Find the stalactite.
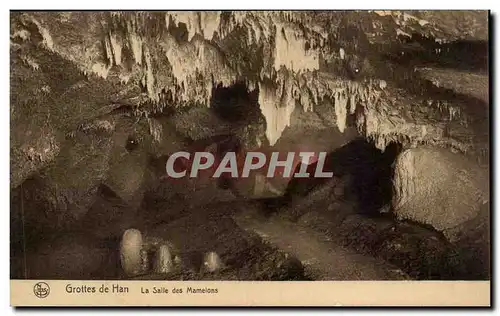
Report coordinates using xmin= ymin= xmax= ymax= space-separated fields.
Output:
xmin=273 ymin=22 xmax=319 ymax=72
xmin=109 ymin=32 xmax=123 ymax=66
xmin=334 ymin=91 xmax=348 ymax=133
xmin=258 ymin=71 xmax=296 ymax=145
xmin=13 ymin=11 xmax=478 ymax=155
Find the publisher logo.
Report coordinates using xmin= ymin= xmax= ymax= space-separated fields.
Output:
xmin=33 ymin=282 xmax=50 ymax=299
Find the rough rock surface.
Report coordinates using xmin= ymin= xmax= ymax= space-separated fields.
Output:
xmin=392 ymin=147 xmax=489 ymax=238
xmin=11 ymin=11 xmax=488 ymax=170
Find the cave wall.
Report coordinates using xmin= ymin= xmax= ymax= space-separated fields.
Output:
xmin=392 ymin=147 xmax=489 ymax=239
xmin=10 ymin=11 xmax=489 ymax=245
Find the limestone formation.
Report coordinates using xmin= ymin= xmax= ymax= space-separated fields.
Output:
xmin=120 ymin=228 xmax=144 ymax=277
xmin=10 ymin=11 xmax=490 ymax=281
xmin=392 ymin=147 xmax=489 ymax=238
xmin=154 ymin=244 xmax=175 ymax=274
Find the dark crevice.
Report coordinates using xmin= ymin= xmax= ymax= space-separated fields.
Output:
xmin=167 ymin=18 xmax=189 ymax=43
xmin=284 ymin=138 xmax=401 ymax=215
xmin=210 ymin=81 xmax=260 ymax=123
xmin=387 ymin=34 xmax=488 ymax=73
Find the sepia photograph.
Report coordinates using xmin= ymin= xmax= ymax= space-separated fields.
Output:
xmin=9 ymin=9 xmax=491 ymax=306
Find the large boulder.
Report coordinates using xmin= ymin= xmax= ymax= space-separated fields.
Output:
xmin=392 ymin=147 xmax=489 ymax=240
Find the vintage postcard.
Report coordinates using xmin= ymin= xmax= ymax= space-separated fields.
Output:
xmin=10 ymin=10 xmax=490 ymax=307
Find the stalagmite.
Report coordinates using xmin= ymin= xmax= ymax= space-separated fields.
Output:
xmin=120 ymin=229 xmax=144 ymax=277
xmin=154 ymin=244 xmax=175 ymax=274
xmin=203 ymin=251 xmax=222 ymax=273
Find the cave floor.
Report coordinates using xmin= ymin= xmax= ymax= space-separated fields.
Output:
xmin=117 ymin=196 xmax=406 ymax=281
xmin=12 ymin=178 xmax=485 ymax=281
xmin=10 ymin=137 xmax=488 ymax=281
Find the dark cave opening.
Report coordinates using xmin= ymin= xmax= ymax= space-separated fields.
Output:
xmin=167 ymin=18 xmax=190 ymax=43
xmin=209 ymin=81 xmax=260 ymax=122
xmin=284 ymin=138 xmax=402 ymax=215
